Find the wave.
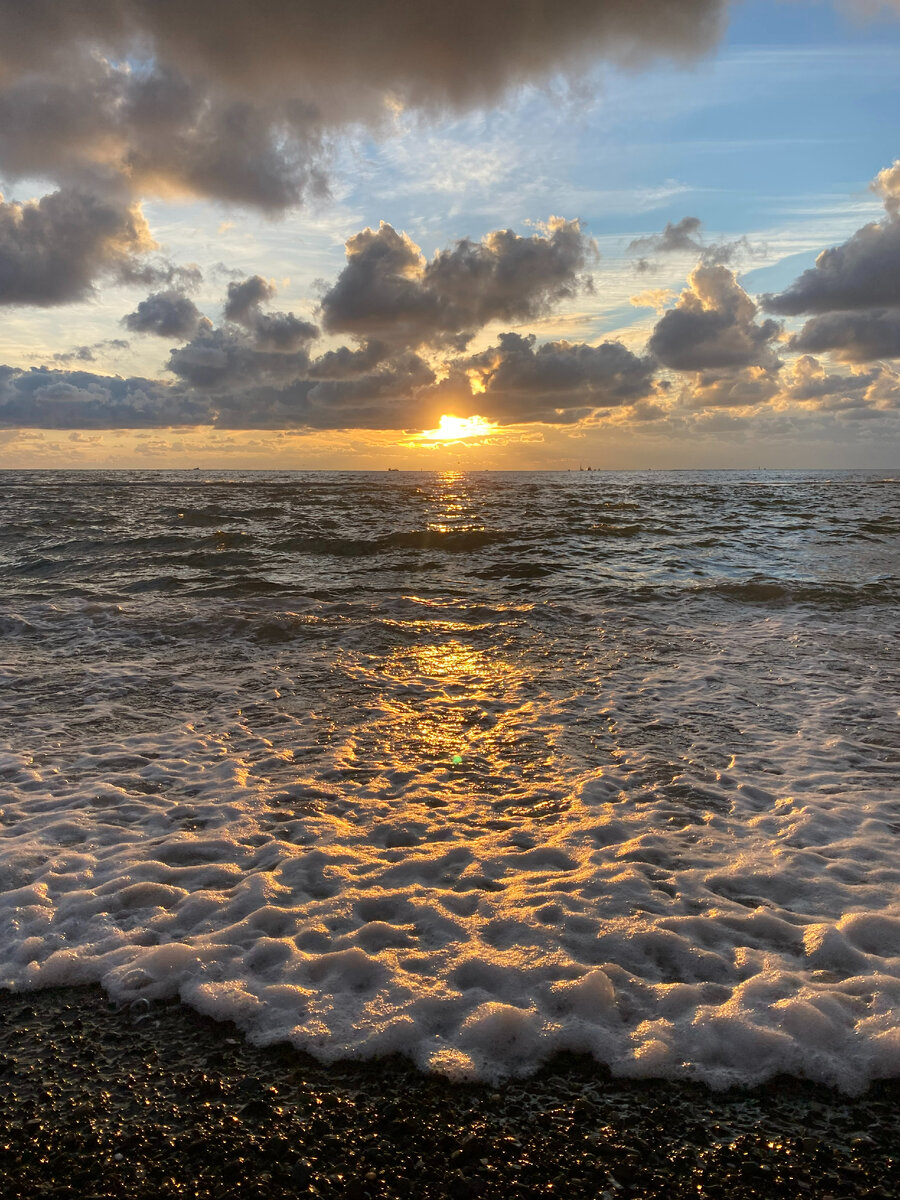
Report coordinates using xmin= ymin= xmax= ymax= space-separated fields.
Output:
xmin=282 ymin=529 xmax=515 ymax=556
xmin=694 ymin=578 xmax=899 ymax=607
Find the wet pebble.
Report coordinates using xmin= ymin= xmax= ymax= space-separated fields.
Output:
xmin=1 ymin=988 xmax=899 ymax=1199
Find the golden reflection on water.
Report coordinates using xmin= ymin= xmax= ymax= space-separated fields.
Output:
xmin=373 ymin=636 xmax=519 ymax=769
xmin=383 ymin=475 xmax=498 ymax=767
xmin=336 ymin=471 xmax=569 ymax=805
xmin=425 ymin=471 xmax=481 ymax=533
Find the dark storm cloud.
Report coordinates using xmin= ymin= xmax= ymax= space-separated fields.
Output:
xmin=320 ymin=219 xmax=594 ymax=350
xmin=648 ymin=265 xmax=781 ymax=371
xmin=122 ymin=290 xmax=210 ymax=340
xmin=0 ymin=187 xmax=155 ymax=306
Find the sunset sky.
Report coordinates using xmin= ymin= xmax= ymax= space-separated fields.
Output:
xmin=1 ymin=0 xmax=899 ymax=470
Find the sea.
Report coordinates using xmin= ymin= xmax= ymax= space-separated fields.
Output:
xmin=1 ymin=468 xmax=898 ymax=1091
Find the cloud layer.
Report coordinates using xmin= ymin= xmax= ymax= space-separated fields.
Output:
xmin=320 ymin=219 xmax=594 ymax=350
xmin=4 ymin=183 xmax=899 ymax=438
xmin=0 ymin=3 xmax=729 ymax=211
xmin=0 ymin=218 xmax=651 ymax=431
xmin=763 ymin=159 xmax=900 ymax=363
xmin=0 ymin=1 xmax=736 ymax=312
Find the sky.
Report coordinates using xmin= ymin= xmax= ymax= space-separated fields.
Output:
xmin=1 ymin=0 xmax=900 ymax=470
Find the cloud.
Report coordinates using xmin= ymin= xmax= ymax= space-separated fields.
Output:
xmin=120 ymin=259 xmax=203 ymax=291
xmin=788 ymin=308 xmax=900 ymax=362
xmin=762 ymin=214 xmax=900 ymax=316
xmin=1 ymin=231 xmax=650 ymax=431
xmin=0 ymin=3 xmax=729 ymax=127
xmin=0 ymin=56 xmax=328 ymax=213
xmin=0 ymin=186 xmax=155 ymax=307
xmin=224 ymin=276 xmax=319 ymax=350
xmin=122 ymin=289 xmax=210 ymax=340
xmin=776 ymin=354 xmax=900 ymax=415
xmin=0 ymin=325 xmax=657 ymax=432
xmin=446 ymin=331 xmax=656 ymax=423
xmin=648 ymin=265 xmax=781 ymax=371
xmin=629 ymin=216 xmax=703 ymax=257
xmin=308 ymin=341 xmax=391 ymax=379
xmin=0 ymin=365 xmax=205 ymax=429
xmin=628 ymin=216 xmax=759 ymax=274
xmin=780 ymin=355 xmax=879 ymax=401
xmin=165 ymin=326 xmax=313 ymax=390
xmin=53 ymin=339 xmax=130 ymax=365
xmin=5 ymin=199 xmax=894 ymax=436
xmin=760 ymin=161 xmax=900 ymax=364
xmin=762 ymin=160 xmax=900 ymax=317
xmin=872 ymin=159 xmax=900 ymax=218
xmin=630 ymin=287 xmax=676 ymax=314
xmin=224 ymin=276 xmax=277 ymax=322
xmin=210 ymin=352 xmax=436 ymax=431
xmin=320 ymin=218 xmax=594 ymax=350
xmin=152 ymin=220 xmax=602 ymax=423
xmin=0 ymin=2 xmax=733 ymax=232
xmin=0 ymin=5 xmax=885 ymax=315
xmin=679 ymin=366 xmax=781 ymax=409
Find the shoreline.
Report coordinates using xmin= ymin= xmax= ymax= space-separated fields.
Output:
xmin=0 ymin=987 xmax=896 ymax=1198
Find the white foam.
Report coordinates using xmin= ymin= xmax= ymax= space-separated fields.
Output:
xmin=1 ymin=599 xmax=898 ymax=1092
xmin=1 ymin=470 xmax=898 ymax=1089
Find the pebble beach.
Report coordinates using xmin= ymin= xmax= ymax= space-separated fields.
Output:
xmin=1 ymin=986 xmax=897 ymax=1198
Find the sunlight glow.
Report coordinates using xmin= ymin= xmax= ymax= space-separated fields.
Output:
xmin=419 ymin=414 xmax=498 ymax=442
xmin=466 ymin=369 xmax=487 ymax=395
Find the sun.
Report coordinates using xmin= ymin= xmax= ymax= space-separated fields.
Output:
xmin=419 ymin=414 xmax=498 ymax=442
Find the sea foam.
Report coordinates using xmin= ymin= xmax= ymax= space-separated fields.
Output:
xmin=0 ymin=470 xmax=897 ymax=1089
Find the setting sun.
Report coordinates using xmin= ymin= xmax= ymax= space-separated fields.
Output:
xmin=419 ymin=414 xmax=498 ymax=442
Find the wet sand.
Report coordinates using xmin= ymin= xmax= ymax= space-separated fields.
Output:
xmin=0 ymin=987 xmax=897 ymax=1198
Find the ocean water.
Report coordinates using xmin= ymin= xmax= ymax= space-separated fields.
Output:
xmin=1 ymin=468 xmax=898 ymax=1090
